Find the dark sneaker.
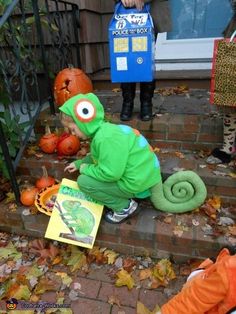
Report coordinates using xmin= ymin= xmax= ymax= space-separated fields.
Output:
xmin=207 ymin=148 xmax=232 ymax=164
xmin=104 ymin=199 xmax=139 ymax=224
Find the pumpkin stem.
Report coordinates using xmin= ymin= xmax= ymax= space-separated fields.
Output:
xmin=42 ymin=166 xmax=48 ymax=179
xmin=68 ymin=64 xmax=74 ymax=69
xmin=45 ymin=124 xmax=51 ymax=135
xmin=55 ymin=127 xmax=60 ymax=136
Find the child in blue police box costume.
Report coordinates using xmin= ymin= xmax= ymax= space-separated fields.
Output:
xmin=114 ymin=0 xmax=172 ymax=121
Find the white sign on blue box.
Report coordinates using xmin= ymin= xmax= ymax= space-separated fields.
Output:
xmin=109 ymin=3 xmax=155 ymax=83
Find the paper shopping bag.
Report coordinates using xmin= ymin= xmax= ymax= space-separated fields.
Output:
xmin=210 ymin=35 xmax=236 ymax=107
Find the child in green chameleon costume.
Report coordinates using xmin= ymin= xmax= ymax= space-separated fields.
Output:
xmin=60 ymin=93 xmax=207 ymax=224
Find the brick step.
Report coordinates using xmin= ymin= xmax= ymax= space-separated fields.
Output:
xmin=35 ymin=89 xmax=223 ymax=152
xmin=1 ymin=198 xmax=235 ymax=261
xmin=16 ymin=149 xmax=236 ymax=204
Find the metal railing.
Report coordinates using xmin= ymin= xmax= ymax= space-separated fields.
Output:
xmin=0 ymin=0 xmax=81 ymax=201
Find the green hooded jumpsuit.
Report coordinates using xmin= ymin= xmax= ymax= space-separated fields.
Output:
xmin=59 ymin=93 xmax=162 ymax=212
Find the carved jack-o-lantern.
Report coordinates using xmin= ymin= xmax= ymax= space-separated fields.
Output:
xmin=57 ymin=132 xmax=80 ymax=156
xmin=54 ymin=67 xmax=93 ymax=107
xmin=39 ymin=126 xmax=59 ymax=154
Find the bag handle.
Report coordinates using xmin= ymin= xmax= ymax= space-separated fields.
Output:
xmin=230 ymin=29 xmax=236 ymax=42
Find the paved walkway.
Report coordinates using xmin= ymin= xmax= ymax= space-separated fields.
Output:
xmin=0 ymin=244 xmax=188 ymax=314
xmin=40 ymin=263 xmax=186 ymax=314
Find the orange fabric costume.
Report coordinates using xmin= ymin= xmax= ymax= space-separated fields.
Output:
xmin=161 ymin=248 xmax=236 ymax=314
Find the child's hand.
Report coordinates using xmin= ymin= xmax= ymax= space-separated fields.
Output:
xmin=133 ymin=0 xmax=144 ymax=10
xmin=64 ymin=162 xmax=77 ymax=173
xmin=121 ymin=0 xmax=135 ymax=8
xmin=121 ymin=0 xmax=144 ymax=10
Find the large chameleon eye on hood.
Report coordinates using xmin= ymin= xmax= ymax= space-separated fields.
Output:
xmin=59 ymin=93 xmax=105 ymax=137
xmin=74 ymin=99 xmax=96 ymax=122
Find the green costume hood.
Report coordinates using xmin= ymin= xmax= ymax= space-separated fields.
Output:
xmin=59 ymin=93 xmax=105 ymax=137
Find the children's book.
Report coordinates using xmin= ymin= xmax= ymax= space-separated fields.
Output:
xmin=45 ymin=178 xmax=104 ymax=249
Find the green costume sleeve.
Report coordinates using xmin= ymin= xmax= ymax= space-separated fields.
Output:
xmin=80 ymin=136 xmax=129 ymax=182
xmin=74 ymin=153 xmax=93 ymax=170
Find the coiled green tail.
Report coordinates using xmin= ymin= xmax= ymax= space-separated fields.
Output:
xmin=150 ymin=171 xmax=207 ymax=213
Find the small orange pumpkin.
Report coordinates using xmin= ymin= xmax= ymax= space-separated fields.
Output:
xmin=57 ymin=132 xmax=80 ymax=156
xmin=20 ymin=187 xmax=39 ymax=206
xmin=54 ymin=67 xmax=93 ymax=107
xmin=35 ymin=166 xmax=56 ymax=190
xmin=39 ymin=125 xmax=59 ymax=154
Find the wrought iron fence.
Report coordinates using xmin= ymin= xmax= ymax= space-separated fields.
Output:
xmin=0 ymin=0 xmax=81 ymax=201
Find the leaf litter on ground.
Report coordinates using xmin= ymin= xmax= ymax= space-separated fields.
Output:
xmin=0 ymin=232 xmax=180 ymax=311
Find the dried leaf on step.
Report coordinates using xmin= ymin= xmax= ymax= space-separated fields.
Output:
xmin=173 ymin=225 xmax=188 ymax=237
xmin=137 ymin=301 xmax=161 ymax=314
xmin=153 ymin=147 xmax=160 ymax=153
xmin=108 ymin=295 xmax=121 ymax=307
xmin=8 ymin=202 xmax=17 ymax=211
xmin=207 ymin=196 xmax=221 ymax=210
xmin=87 ymin=246 xmax=107 ymax=265
xmin=34 ymin=274 xmax=61 ymax=294
xmin=179 ymin=265 xmax=192 ymax=276
xmin=137 ymin=301 xmax=152 ymax=314
xmin=66 ymin=249 xmax=87 ymax=272
xmin=200 ymin=196 xmax=221 ymax=219
xmin=6 ymin=283 xmax=31 ymax=300
xmin=123 ymin=258 xmax=137 ymax=273
xmin=56 ymin=272 xmax=72 ymax=287
xmin=30 ymin=294 xmax=40 ymax=302
xmin=29 ymin=239 xmax=59 ymax=261
xmin=163 ymin=216 xmax=172 ymax=224
xmin=103 ymin=249 xmax=119 ymax=264
xmin=174 ymin=85 xmax=189 ymax=94
xmin=228 ymin=225 xmax=236 ymax=236
xmin=139 ymin=268 xmax=152 ymax=281
xmin=34 ymin=153 xmax=43 ymax=159
xmin=0 ymin=242 xmax=22 ymax=261
xmin=173 ymin=228 xmax=183 ymax=237
xmin=26 ymin=145 xmax=39 ymax=156
xmin=174 ymin=151 xmax=185 ymax=159
xmin=52 ymin=255 xmax=63 ymax=265
xmin=115 ymin=269 xmax=135 ymax=290
xmin=228 ymin=172 xmax=236 ymax=178
xmin=4 ymin=192 xmax=15 ymax=204
xmin=201 ymin=204 xmax=217 ymax=219
xmin=197 ymin=150 xmax=209 ymax=158
xmin=152 ymin=259 xmax=176 ymax=286
xmin=112 ymin=88 xmax=121 ymax=93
